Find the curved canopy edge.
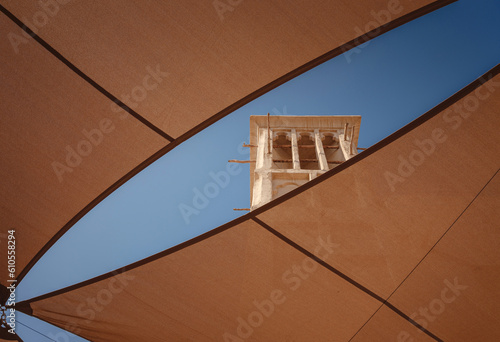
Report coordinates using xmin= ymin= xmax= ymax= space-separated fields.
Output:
xmin=12 ymin=0 xmax=457 ymax=288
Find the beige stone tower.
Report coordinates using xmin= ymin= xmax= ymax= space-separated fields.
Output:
xmin=249 ymin=115 xmax=361 ymax=210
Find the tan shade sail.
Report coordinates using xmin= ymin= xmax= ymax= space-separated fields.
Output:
xmin=1 ymin=0 xmax=440 ymax=138
xmin=255 ymin=70 xmax=500 ymax=339
xmin=257 ymin=72 xmax=500 ymax=299
xmin=0 ymin=0 xmax=449 ymax=290
xmin=21 ymin=67 xmax=500 ymax=341
xmin=388 ymin=172 xmax=500 ymax=341
xmin=29 ymin=220 xmax=406 ymax=342
xmin=0 ymin=17 xmax=167 ymax=287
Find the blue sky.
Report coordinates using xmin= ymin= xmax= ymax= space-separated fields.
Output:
xmin=14 ymin=0 xmax=500 ymax=340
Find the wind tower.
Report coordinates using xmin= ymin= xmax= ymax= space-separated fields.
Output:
xmin=249 ymin=115 xmax=361 ymax=210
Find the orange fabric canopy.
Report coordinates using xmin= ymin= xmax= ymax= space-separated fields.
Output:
xmin=6 ymin=1 xmax=497 ymax=341
xmin=21 ymin=67 xmax=500 ymax=341
xmin=0 ymin=0 xmax=444 ymax=288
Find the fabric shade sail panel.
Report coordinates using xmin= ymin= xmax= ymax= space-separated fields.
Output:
xmin=255 ymin=70 xmax=500 ymax=340
xmin=20 ymin=66 xmax=500 ymax=341
xmin=1 ymin=0 xmax=443 ymax=138
xmin=257 ymin=72 xmax=500 ymax=299
xmin=0 ymin=0 xmax=452 ymax=291
xmin=27 ymin=220 xmax=425 ymax=342
xmin=0 ymin=17 xmax=167 ymax=288
xmin=388 ymin=173 xmax=500 ymax=341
